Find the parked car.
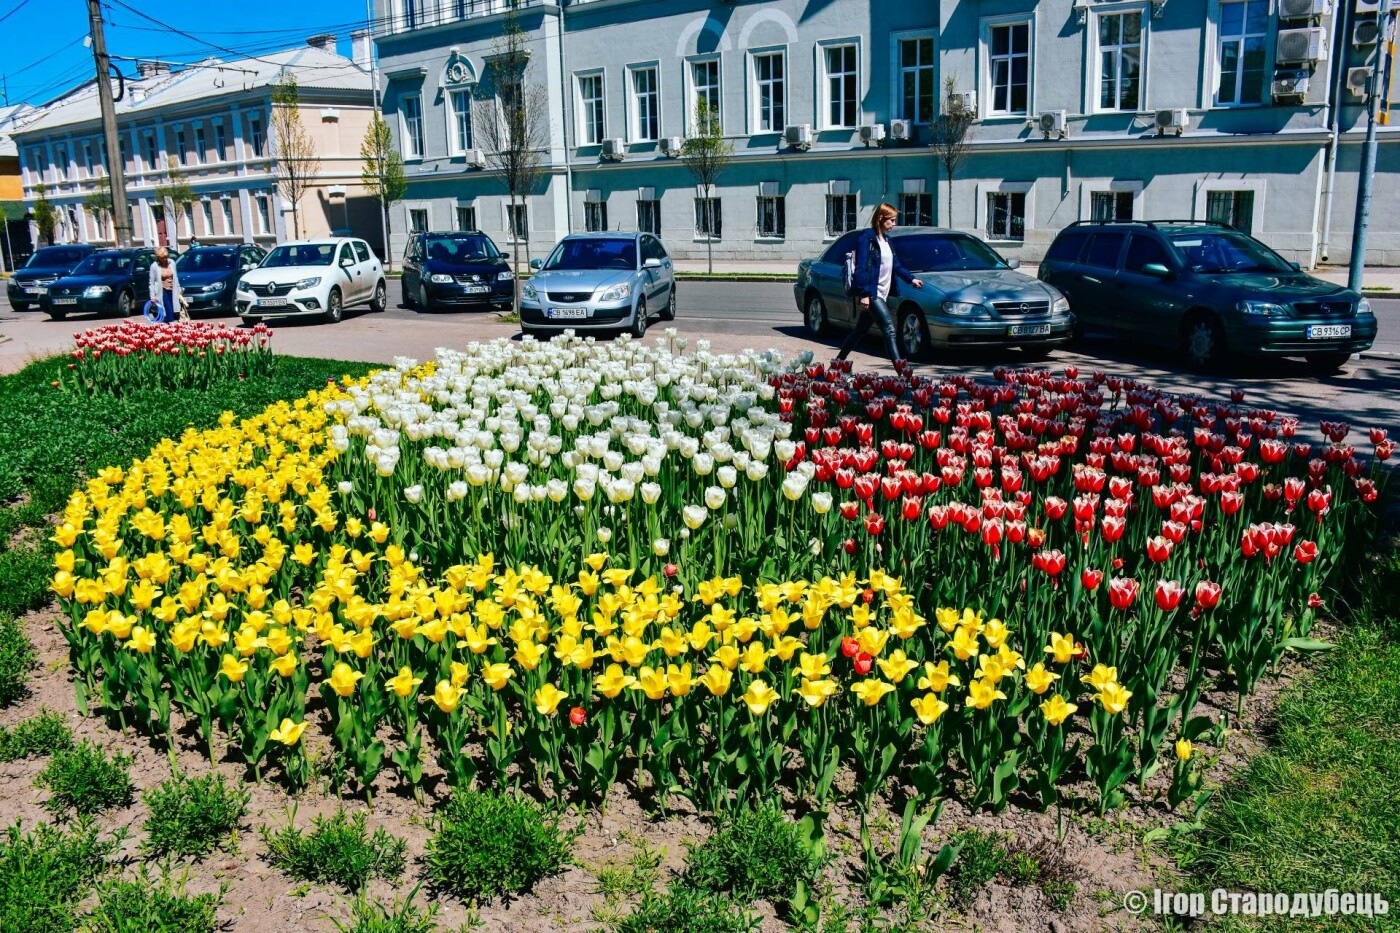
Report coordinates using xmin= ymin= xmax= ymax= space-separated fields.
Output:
xmin=519 ymin=232 xmax=675 ymax=338
xmin=6 ymin=244 xmax=98 ymax=311
xmin=795 ymin=227 xmax=1074 ymax=360
xmin=1038 ymin=220 xmax=1377 ymax=372
xmin=401 ymin=230 xmax=513 ymax=312
xmin=41 ymin=248 xmax=163 ymax=320
xmin=177 ymin=245 xmax=267 ymax=316
xmin=235 ymin=238 xmax=386 ymax=324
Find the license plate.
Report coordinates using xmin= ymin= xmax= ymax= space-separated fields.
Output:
xmin=53 ymin=298 xmax=78 ymax=306
xmin=1307 ymin=324 xmax=1351 ymax=340
xmin=547 ymin=307 xmax=587 ymax=320
xmin=258 ymin=298 xmax=290 ymax=308
xmin=25 ymin=286 xmax=46 ymax=295
xmin=1008 ymin=323 xmax=1051 ymax=337
xmin=463 ymin=285 xmax=490 ymax=294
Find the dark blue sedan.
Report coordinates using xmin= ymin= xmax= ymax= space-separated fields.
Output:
xmin=177 ymin=245 xmax=268 ymax=315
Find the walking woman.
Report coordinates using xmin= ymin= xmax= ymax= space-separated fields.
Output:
xmin=836 ymin=203 xmax=923 ymax=363
xmin=148 ymin=246 xmax=182 ymax=323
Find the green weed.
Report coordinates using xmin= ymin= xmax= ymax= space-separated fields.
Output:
xmin=261 ymin=807 xmax=406 ymax=893
xmin=609 ymin=886 xmax=759 ymax=933
xmin=34 ymin=740 xmax=133 ymax=817
xmin=681 ymin=804 xmax=823 ymax=907
xmin=0 ymin=709 xmax=73 ymax=761
xmin=424 ymin=789 xmax=576 ymax=902
xmin=141 ymin=772 xmax=250 ymax=860
xmin=0 ymin=615 xmax=36 ymax=706
xmin=80 ymin=867 xmax=223 ymax=933
xmin=0 ymin=819 xmax=118 ymax=933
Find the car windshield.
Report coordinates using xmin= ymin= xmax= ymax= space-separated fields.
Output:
xmin=27 ymin=247 xmax=88 ymax=267
xmin=424 ymin=235 xmax=496 ymax=263
xmin=263 ymin=244 xmax=335 ymax=267
xmin=544 ymin=238 xmax=637 ymax=271
xmin=71 ymin=254 xmax=129 ymax=276
xmin=1168 ymin=231 xmax=1292 ymax=274
xmin=177 ymin=250 xmax=238 ymax=272
xmin=892 ymin=234 xmax=1010 ymax=272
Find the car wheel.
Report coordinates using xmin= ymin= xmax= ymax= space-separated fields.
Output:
xmin=804 ymin=292 xmax=830 ymax=337
xmin=117 ymin=290 xmax=134 ymax=318
xmin=47 ymin=310 xmax=66 ymax=321
xmin=1305 ymin=351 xmax=1353 ymax=374
xmin=659 ymin=284 xmax=677 ymax=321
xmin=10 ymin=301 xmax=28 ymax=312
xmin=403 ymin=280 xmax=416 ymax=309
xmin=371 ymin=280 xmax=388 ymax=313
xmin=630 ymin=298 xmax=648 ymax=339
xmin=418 ymin=284 xmax=432 ymax=312
xmin=896 ymin=306 xmax=930 ymax=361
xmin=239 ymin=316 xmax=256 ymax=327
xmin=1182 ymin=313 xmax=1226 ymax=371
xmin=324 ymin=288 xmax=343 ymax=324
xmin=1020 ymin=345 xmax=1054 ymax=362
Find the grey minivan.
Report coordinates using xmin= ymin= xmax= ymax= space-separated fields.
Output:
xmin=519 ymin=232 xmax=676 ymax=338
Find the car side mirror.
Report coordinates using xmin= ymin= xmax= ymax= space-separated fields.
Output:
xmin=530 ymin=259 xmax=542 ymax=270
xmin=340 ymin=258 xmax=355 ymax=268
xmin=643 ymin=257 xmax=662 ymax=269
xmin=242 ymin=263 xmax=255 ymax=271
xmin=1004 ymin=258 xmax=1021 ymax=270
xmin=1142 ymin=263 xmax=1171 ymax=278
xmin=1289 ymin=261 xmax=1302 ymax=271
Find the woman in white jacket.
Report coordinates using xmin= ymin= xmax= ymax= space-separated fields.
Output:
xmin=147 ymin=247 xmax=182 ymax=323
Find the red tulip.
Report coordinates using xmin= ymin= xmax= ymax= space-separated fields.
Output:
xmin=664 ymin=563 xmax=678 ymax=577
xmin=843 ymin=538 xmax=857 ymax=555
xmin=864 ymin=513 xmax=885 ymax=536
xmin=1154 ymin=580 xmax=1185 ymax=611
xmin=853 ymin=652 xmax=874 ymax=675
xmin=1146 ymin=535 xmax=1173 ymax=563
xmin=1308 ymin=592 xmax=1325 ymax=609
xmin=1032 ymin=549 xmax=1067 ymax=577
xmin=1044 ymin=496 xmax=1068 ymax=521
xmin=569 ymin=706 xmax=587 ymax=727
xmin=1109 ymin=577 xmax=1139 ymax=610
xmin=1294 ymin=540 xmax=1318 ymax=564
xmin=1194 ymin=579 xmax=1222 ymax=609
xmin=1081 ymin=568 xmax=1104 ymax=590
xmin=840 ymin=636 xmax=860 ymax=658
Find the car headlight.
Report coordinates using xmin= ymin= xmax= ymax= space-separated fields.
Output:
xmin=1052 ymin=296 xmax=1070 ymax=315
xmin=430 ymin=273 xmax=454 ymax=284
xmin=1238 ymin=300 xmax=1286 ymax=316
xmin=294 ymin=277 xmax=322 ymax=290
xmin=941 ymin=300 xmax=982 ymax=317
xmin=237 ymin=279 xmax=252 ymax=293
xmin=205 ymin=281 xmax=225 ymax=293
xmin=1356 ymin=297 xmax=1372 ymax=315
xmin=598 ymin=282 xmax=632 ymax=303
xmin=521 ymin=282 xmax=538 ymax=301
xmin=83 ymin=285 xmax=111 ymax=298
xmin=497 ymin=270 xmax=514 ymax=281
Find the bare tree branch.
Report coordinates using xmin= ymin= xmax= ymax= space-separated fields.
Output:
xmin=679 ymin=99 xmax=733 ymax=274
xmin=270 ymin=71 xmax=321 ymax=240
xmin=931 ymin=77 xmax=975 ymax=229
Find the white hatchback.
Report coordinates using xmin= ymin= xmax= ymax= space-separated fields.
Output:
xmin=236 ymin=238 xmax=387 ymax=324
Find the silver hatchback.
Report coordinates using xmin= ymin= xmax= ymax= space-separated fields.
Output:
xmin=520 ymin=232 xmax=676 ymax=338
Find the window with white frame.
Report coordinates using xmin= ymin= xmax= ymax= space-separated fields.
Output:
xmin=585 ymin=194 xmax=608 ymax=232
xmin=1206 ymin=190 xmax=1254 ymax=233
xmin=1097 ymin=11 xmax=1144 ymax=112
xmin=214 ymin=123 xmax=227 ymax=161
xmin=577 ymin=73 xmax=605 ymax=145
xmin=402 ymin=94 xmax=425 ymax=158
xmin=752 ymin=51 xmax=786 ymax=132
xmin=898 ymin=37 xmax=936 ymax=124
xmin=247 ymin=114 xmax=265 ymax=157
xmin=1217 ymin=0 xmax=1268 ymax=106
xmin=456 ymin=205 xmax=476 ymax=231
xmin=689 ymin=59 xmax=721 ymax=134
xmin=900 ymin=193 xmax=933 ymax=227
xmin=193 ymin=126 xmax=205 ymax=164
xmin=409 ymin=208 xmax=429 ymax=233
xmin=756 ymin=187 xmax=785 ymax=239
xmin=823 ymin=44 xmax=858 ymax=129
xmin=986 ymin=191 xmax=1026 ymax=240
xmin=694 ymin=196 xmax=721 ymax=239
xmin=201 ymin=200 xmax=214 ymax=237
xmin=55 ymin=145 xmax=68 ymax=179
xmin=1091 ymin=190 xmax=1135 ymax=222
xmin=630 ymin=65 xmax=660 ymax=141
xmin=989 ymin=22 xmax=1031 ymax=115
xmin=182 ymin=203 xmax=195 ymax=238
xmin=507 ymin=202 xmax=528 ymax=242
xmin=826 ymin=193 xmax=857 ymax=236
xmin=83 ymin=141 xmax=94 ymax=176
xmin=175 ymin=127 xmax=189 ymax=165
xmin=637 ymin=198 xmax=660 ymax=235
xmin=144 ymin=134 xmax=159 ymax=171
xmin=256 ymin=195 xmax=271 ymax=235
xmin=220 ymin=197 xmax=235 ymax=235
xmin=27 ymin=149 xmax=42 ymax=185
xmin=449 ymin=89 xmax=473 ymax=155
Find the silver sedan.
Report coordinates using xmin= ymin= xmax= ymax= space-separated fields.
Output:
xmin=520 ymin=232 xmax=676 ymax=339
xmin=795 ymin=227 xmax=1075 ymax=360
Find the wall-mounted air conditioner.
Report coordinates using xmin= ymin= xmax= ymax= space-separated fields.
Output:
xmin=947 ymin=91 xmax=977 ymax=114
xmin=783 ymin=123 xmax=813 ymax=150
xmin=859 ymin=123 xmax=886 ymax=145
xmin=661 ymin=136 xmax=683 ymax=157
xmin=463 ymin=148 xmax=486 ymax=169
xmin=1346 ymin=66 xmax=1372 ymax=94
xmin=1354 ymin=19 xmax=1381 ymax=46
xmin=1275 ymin=27 xmax=1330 ymax=62
xmin=1356 ymin=0 xmax=1381 ymax=11
xmin=1272 ymin=70 xmax=1311 ymax=103
xmin=1038 ymin=109 xmax=1068 ymax=138
xmin=1154 ymin=108 xmax=1190 ymax=135
xmin=600 ymin=138 xmax=626 ymax=161
xmin=889 ymin=118 xmax=912 ymax=141
xmin=1277 ymin=0 xmax=1331 ymax=19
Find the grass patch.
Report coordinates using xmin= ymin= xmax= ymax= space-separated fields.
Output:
xmin=941 ymin=828 xmax=1077 ymax=912
xmin=34 ymin=740 xmax=133 ymax=817
xmin=82 ymin=868 xmax=223 ymax=933
xmin=609 ymin=886 xmax=759 ymax=933
xmin=331 ymin=888 xmax=478 ymax=933
xmin=0 ymin=709 xmax=73 ymax=761
xmin=423 ymin=788 xmax=576 ymax=902
xmin=681 ymin=804 xmax=823 ymax=908
xmin=593 ymin=832 xmax=665 ymax=901
xmin=0 ymin=819 xmax=118 ymax=933
xmin=260 ymin=807 xmax=407 ymax=894
xmin=0 ymin=615 xmax=37 ymax=707
xmin=141 ymin=772 xmax=250 ymax=860
xmin=496 ymin=311 xmax=521 ymax=324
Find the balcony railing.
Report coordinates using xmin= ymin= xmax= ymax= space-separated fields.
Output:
xmin=376 ymin=0 xmax=555 ymax=36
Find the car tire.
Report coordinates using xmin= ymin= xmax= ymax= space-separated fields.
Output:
xmin=324 ymin=288 xmax=343 ymax=324
xmin=630 ymin=297 xmax=648 ymax=339
xmin=1020 ymin=345 xmax=1054 ymax=362
xmin=370 ymin=280 xmax=388 ymax=313
xmin=896 ymin=305 xmax=930 ymax=362
xmin=117 ymin=290 xmax=134 ymax=318
xmin=1305 ymin=351 xmax=1352 ymax=374
xmin=1182 ymin=313 xmax=1226 ymax=372
xmin=804 ymin=292 xmax=830 ymax=337
xmin=47 ymin=310 xmax=66 ymax=321
xmin=239 ymin=316 xmax=256 ymax=327
xmin=418 ymin=283 xmax=432 ymax=312
xmin=659 ymin=284 xmax=677 ymax=321
xmin=10 ymin=301 xmax=28 ymax=312
xmin=403 ymin=281 xmax=416 ymax=309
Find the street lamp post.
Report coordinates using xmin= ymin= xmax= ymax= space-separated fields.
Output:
xmin=1348 ymin=5 xmax=1396 ymax=291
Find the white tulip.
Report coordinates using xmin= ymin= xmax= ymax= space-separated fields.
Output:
xmin=745 ymin=462 xmax=770 ymax=482
xmin=573 ymin=477 xmax=596 ymax=501
xmin=404 ymin=484 xmax=424 ymax=504
xmin=484 ymin=449 xmax=504 ymax=470
xmin=811 ymin=491 xmax=833 ymax=514
xmin=782 ymin=474 xmax=808 ymax=502
xmin=546 ymin=479 xmax=568 ymax=502
xmin=640 ymin=482 xmax=662 ymax=505
xmin=694 ymin=453 xmax=714 ymax=476
xmin=466 ymin=464 xmax=491 ymax=486
xmin=717 ymin=466 xmax=738 ymax=489
xmin=337 ymin=481 xmax=354 ymax=495
xmin=447 ymin=481 xmax=468 ymax=501
xmin=597 ymin=526 xmax=612 ymax=543
xmin=683 ymin=505 xmax=708 ymax=529
xmin=704 ymin=486 xmax=726 ymax=510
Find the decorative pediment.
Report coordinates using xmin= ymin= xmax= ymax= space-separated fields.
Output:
xmin=442 ymin=49 xmax=477 ymax=89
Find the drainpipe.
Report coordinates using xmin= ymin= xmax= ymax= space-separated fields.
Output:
xmin=1318 ymin=0 xmax=1353 ymax=265
xmin=556 ymin=0 xmax=574 ymax=233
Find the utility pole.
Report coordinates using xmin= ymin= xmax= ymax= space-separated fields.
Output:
xmin=365 ymin=0 xmax=388 ymax=265
xmin=85 ymin=0 xmax=132 ymax=247
xmin=1349 ymin=5 xmax=1396 ymax=291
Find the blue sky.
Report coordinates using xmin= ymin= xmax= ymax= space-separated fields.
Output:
xmin=1 ymin=0 xmax=370 ymax=108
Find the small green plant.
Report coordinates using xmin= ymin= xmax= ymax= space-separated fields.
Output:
xmin=141 ymin=772 xmax=250 ymax=860
xmin=593 ymin=832 xmax=665 ymax=901
xmin=81 ymin=867 xmax=223 ymax=933
xmin=423 ymin=789 xmax=576 ymax=902
xmin=332 ymin=887 xmax=451 ymax=933
xmin=681 ymin=804 xmax=824 ymax=907
xmin=496 ymin=311 xmax=521 ymax=324
xmin=0 ymin=615 xmax=36 ymax=707
xmin=0 ymin=709 xmax=73 ymax=761
xmin=35 ymin=741 xmax=133 ymax=817
xmin=0 ymin=819 xmax=118 ymax=933
xmin=261 ymin=807 xmax=407 ymax=893
xmin=944 ymin=829 xmax=1075 ymax=911
xmin=610 ymin=886 xmax=759 ymax=933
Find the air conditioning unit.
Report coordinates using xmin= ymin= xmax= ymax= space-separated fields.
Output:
xmin=888 ymin=118 xmax=912 ymax=141
xmin=462 ymin=148 xmax=486 ymax=169
xmin=1278 ymin=0 xmax=1331 ymax=18
xmin=1154 ymin=108 xmax=1190 ymax=135
xmin=1354 ymin=19 xmax=1381 ymax=45
xmin=661 ymin=136 xmax=683 ymax=157
xmin=1347 ymin=65 xmax=1372 ymax=94
xmin=1357 ymin=0 xmax=1381 ymax=10
xmin=1272 ymin=70 xmax=1311 ymax=103
xmin=1276 ymin=27 xmax=1330 ymax=62
xmin=859 ymin=123 xmax=886 ymax=145
xmin=783 ymin=123 xmax=813 ymax=150
xmin=1038 ymin=109 xmax=1068 ymax=138
xmin=600 ymin=138 xmax=626 ymax=161
xmin=947 ymin=91 xmax=977 ymax=114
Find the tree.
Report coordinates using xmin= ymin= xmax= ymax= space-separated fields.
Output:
xmin=84 ymin=176 xmax=114 ymax=241
xmin=361 ymin=114 xmax=406 ymax=268
xmin=473 ymin=12 xmax=550 ymax=316
xmin=270 ymin=70 xmax=321 ymax=240
xmin=931 ymin=77 xmax=975 ymax=229
xmin=679 ymin=99 xmax=733 ymax=274
xmin=32 ymin=182 xmax=56 ymax=245
xmin=153 ymin=158 xmax=196 ymax=249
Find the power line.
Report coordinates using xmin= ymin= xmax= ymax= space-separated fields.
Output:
xmin=0 ymin=0 xmax=36 ymax=27
xmin=103 ymin=0 xmax=328 ymax=69
xmin=3 ymin=35 xmax=87 ymax=81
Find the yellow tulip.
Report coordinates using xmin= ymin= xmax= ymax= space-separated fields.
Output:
xmin=269 ymin=718 xmax=308 ymax=746
xmin=666 ymin=663 xmax=693 ymax=697
xmin=1040 ymin=694 xmax=1078 ymax=726
xmin=770 ymin=635 xmax=803 ymax=662
xmin=981 ymin=617 xmax=1009 ymax=650
xmin=950 ymin=626 xmax=981 ymax=661
xmin=514 ymin=640 xmax=547 ymax=671
xmin=1094 ymin=682 xmax=1132 ymax=716
xmin=911 ymin=693 xmax=949 ymax=725
xmin=794 ymin=677 xmax=839 ymax=708
xmin=851 ymin=678 xmax=896 ymax=707
xmin=1085 ymin=663 xmax=1119 ymax=693
xmin=738 ymin=642 xmax=769 ymax=675
xmin=533 ymin=683 xmax=566 ymax=716
xmin=855 ymin=626 xmax=890 ymax=657
xmin=270 ymin=653 xmax=299 ymax=677
xmin=104 ymin=610 xmax=134 ymax=640
xmin=741 ymin=679 xmax=779 ymax=716
xmin=917 ymin=660 xmax=960 ymax=693
xmin=125 ymin=626 xmax=157 ymax=654
xmin=592 ymin=663 xmax=635 ymax=698
xmin=633 ymin=666 xmax=669 ymax=701
xmin=169 ymin=622 xmax=199 ymax=653
xmin=876 ymin=650 xmax=918 ymax=684
xmin=450 ymin=661 xmax=470 ymax=688
xmin=327 ymin=661 xmax=364 ymax=698
xmin=797 ymin=651 xmax=831 ymax=681
xmin=966 ymin=677 xmax=1007 ymax=710
xmin=700 ymin=665 xmax=733 ymax=696
xmin=481 ymin=662 xmax=515 ymax=691
xmin=220 ymin=654 xmax=249 ymax=683
xmin=386 ymin=665 xmax=424 ymax=698
xmin=1044 ymin=631 xmax=1083 ymax=665
xmin=1024 ymin=662 xmax=1060 ymax=695
xmin=1175 ymin=738 xmax=1193 ymax=762
xmin=431 ymin=680 xmax=464 ymax=714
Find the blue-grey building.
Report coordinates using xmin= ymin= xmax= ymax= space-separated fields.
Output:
xmin=373 ymin=0 xmax=1399 ymax=266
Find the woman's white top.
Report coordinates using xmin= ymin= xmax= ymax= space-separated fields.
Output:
xmin=875 ymin=235 xmax=893 ymax=301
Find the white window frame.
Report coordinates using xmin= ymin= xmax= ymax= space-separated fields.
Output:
xmin=201 ymin=199 xmax=214 ymax=237
xmin=584 ymin=194 xmax=608 ymax=232
xmin=685 ymin=55 xmax=722 ymax=136
xmin=1079 ymin=180 xmax=1145 ymax=221
xmin=213 ymin=123 xmax=228 ymax=162
xmin=1089 ymin=4 xmax=1149 ymax=114
xmin=637 ymin=197 xmax=661 ymax=236
xmin=255 ymin=195 xmax=272 ymax=235
xmin=575 ymin=70 xmax=606 ymax=146
xmin=220 ymin=196 xmax=235 ymax=236
xmin=825 ymin=191 xmax=857 ymax=239
xmin=174 ymin=126 xmax=189 ymax=166
xmin=401 ymin=93 xmax=425 ymax=160
xmin=409 ymin=207 xmax=430 ymax=233
xmin=982 ymin=16 xmax=1034 ymax=117
xmin=181 ymin=202 xmax=196 ymax=239
xmin=817 ymin=38 xmax=861 ymax=130
xmin=502 ymin=198 xmax=532 ymax=243
xmin=55 ymin=144 xmax=69 ymax=180
xmin=247 ymin=114 xmax=265 ymax=158
xmin=694 ymin=193 xmax=722 ymax=241
xmin=192 ymin=126 xmax=205 ymax=164
xmin=143 ymin=132 xmax=159 ymax=173
xmin=890 ymin=30 xmax=937 ymax=126
xmin=1193 ymin=179 xmax=1266 ymax=232
xmin=748 ymin=47 xmax=788 ymax=134
xmin=627 ymin=62 xmax=661 ymax=143
xmin=82 ymin=140 xmax=95 ymax=177
xmin=446 ymin=88 xmax=474 ymax=156
xmin=456 ymin=203 xmax=477 ymax=232
xmin=975 ymin=181 xmax=1035 ymax=244
xmin=1212 ymin=0 xmax=1270 ymax=108
xmin=756 ymin=190 xmax=786 ymax=240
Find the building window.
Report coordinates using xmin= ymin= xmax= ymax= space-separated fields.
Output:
xmin=637 ymin=199 xmax=660 ymax=235
xmin=986 ymin=191 xmax=1026 ymax=240
xmin=585 ymin=199 xmax=608 ymax=232
xmin=193 ymin=126 xmax=206 ymax=164
xmin=55 ymin=146 xmax=68 ymax=180
xmin=409 ymin=208 xmax=429 ymax=233
xmin=989 ymin=22 xmax=1031 ymax=115
xmin=1206 ymin=190 xmax=1254 ymax=233
xmin=144 ymin=134 xmax=159 ymax=171
xmin=899 ymin=37 xmax=936 ymax=124
xmin=507 ymin=203 xmax=528 ymax=242
xmin=826 ymin=194 xmax=857 ymax=236
xmin=690 ymin=59 xmax=721 ymax=134
xmin=83 ymin=141 xmax=95 ymax=176
xmin=753 ymin=51 xmax=786 ymax=132
xmin=630 ymin=66 xmax=659 ymax=141
xmin=1097 ymin=12 xmax=1143 ymax=112
xmin=201 ymin=200 xmax=214 ymax=236
xmin=823 ymin=44 xmax=858 ymax=129
xmin=220 ymin=197 xmax=235 ymax=235
xmin=402 ymin=95 xmax=425 ymax=159
xmin=1217 ymin=0 xmax=1267 ymax=106
xmin=256 ymin=195 xmax=271 ymax=235
xmin=248 ymin=115 xmax=265 ymax=157
xmin=175 ymin=128 xmax=188 ymax=165
xmin=456 ymin=205 xmax=476 ymax=231
xmin=757 ymin=194 xmax=785 ymax=239
xmin=182 ymin=203 xmax=195 ymax=238
xmin=577 ymin=73 xmax=605 ymax=145
xmin=900 ymin=193 xmax=933 ymax=227
xmin=214 ymin=124 xmax=227 ymax=161
xmin=450 ymin=89 xmax=473 ymax=155
xmin=1091 ymin=190 xmax=1134 ymax=221
xmin=695 ymin=197 xmax=721 ymax=239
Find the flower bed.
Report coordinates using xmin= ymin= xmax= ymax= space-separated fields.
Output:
xmin=61 ymin=321 xmax=275 ymax=395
